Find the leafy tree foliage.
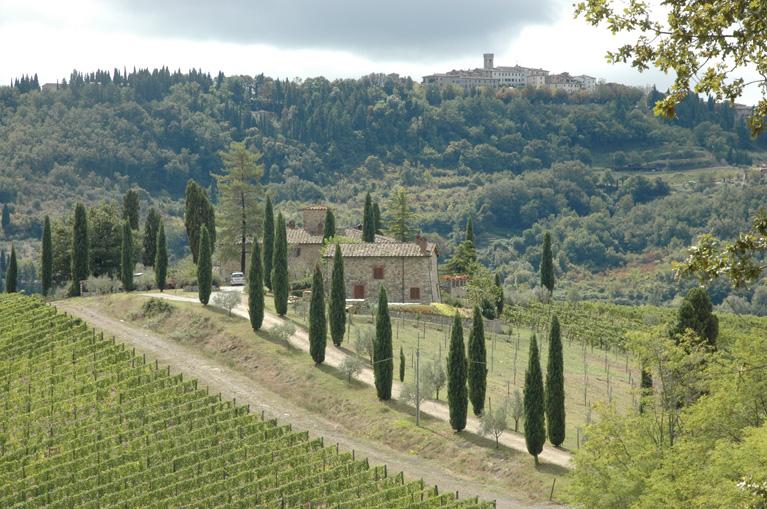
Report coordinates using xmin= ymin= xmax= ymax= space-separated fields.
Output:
xmin=467 ymin=305 xmax=487 ymax=416
xmin=445 ymin=241 xmax=477 ymax=275
xmin=323 ymin=208 xmax=336 ymax=240
xmin=197 ymin=225 xmax=212 ymax=305
xmin=70 ymin=203 xmax=89 ymax=296
xmin=272 ymin=212 xmax=288 ymax=316
xmin=328 ymin=245 xmax=346 ymax=347
xmin=5 ymin=244 xmax=17 ymax=293
xmin=120 ymin=220 xmax=134 ymax=291
xmin=154 ymin=220 xmax=167 ymax=292
xmin=262 ymin=195 xmax=274 ymax=291
xmin=309 ymin=263 xmax=327 ymax=366
xmin=524 ymin=334 xmax=546 ymax=464
xmin=494 ymin=272 xmax=505 ymax=315
xmin=1 ymin=204 xmax=10 ymax=234
xmin=465 ymin=216 xmax=474 ymax=243
xmin=142 ymin=208 xmax=161 ymax=267
xmin=362 ymin=193 xmax=375 ymax=243
xmin=185 ymin=180 xmax=216 ymax=264
xmin=671 ymin=287 xmax=719 ymax=348
xmin=447 ymin=313 xmax=468 ymax=432
xmin=545 ymin=315 xmax=566 ymax=447
xmin=122 ymin=189 xmax=139 ymax=230
xmin=89 ymin=202 xmax=121 ymax=278
xmin=215 ymin=142 xmax=264 ymax=272
xmin=373 ymin=286 xmax=393 ymax=400
xmin=41 ymin=216 xmax=52 ymax=296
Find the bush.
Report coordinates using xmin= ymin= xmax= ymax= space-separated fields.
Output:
xmin=133 ymin=267 xmax=156 ymax=291
xmin=339 ymin=356 xmax=363 ymax=383
xmin=140 ymin=298 xmax=173 ymax=318
xmin=212 ymin=291 xmax=241 ymax=316
xmin=84 ymin=276 xmax=123 ymax=295
xmin=269 ymin=322 xmax=296 ymax=343
xmin=353 ymin=328 xmax=375 ymax=361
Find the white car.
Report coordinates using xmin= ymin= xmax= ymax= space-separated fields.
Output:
xmin=229 ymin=272 xmax=245 ymax=286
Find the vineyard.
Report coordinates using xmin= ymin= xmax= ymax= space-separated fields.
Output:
xmin=0 ymin=294 xmax=493 ymax=508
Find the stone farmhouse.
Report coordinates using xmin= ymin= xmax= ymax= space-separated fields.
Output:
xmin=288 ymin=206 xmax=441 ymax=304
xmin=422 ymin=53 xmax=598 ymax=92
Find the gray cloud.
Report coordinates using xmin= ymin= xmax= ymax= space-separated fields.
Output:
xmin=105 ymin=0 xmax=560 ymax=60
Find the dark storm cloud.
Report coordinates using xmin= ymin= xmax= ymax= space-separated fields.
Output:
xmin=106 ymin=0 xmax=559 ymax=59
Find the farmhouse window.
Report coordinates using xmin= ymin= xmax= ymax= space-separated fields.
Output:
xmin=373 ymin=266 xmax=384 ymax=280
xmin=410 ymin=287 xmax=421 ymax=300
xmin=353 ymin=285 xmax=365 ymax=299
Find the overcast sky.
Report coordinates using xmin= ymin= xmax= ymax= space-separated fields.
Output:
xmin=0 ymin=0 xmax=760 ymax=104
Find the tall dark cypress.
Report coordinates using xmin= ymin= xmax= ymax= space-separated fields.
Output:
xmin=362 ymin=193 xmax=375 ymax=242
xmin=120 ymin=220 xmax=134 ymax=291
xmin=399 ymin=346 xmax=405 ymax=382
xmin=142 ymin=208 xmax=160 ymax=266
xmin=1 ymin=204 xmax=10 ymax=234
xmin=494 ymin=272 xmax=504 ymax=315
xmin=323 ymin=208 xmax=336 ymax=240
xmin=524 ymin=334 xmax=546 ymax=465
xmin=373 ymin=286 xmax=393 ymax=400
xmin=197 ymin=225 xmax=212 ymax=305
xmin=309 ymin=263 xmax=327 ymax=365
xmin=41 ymin=216 xmax=52 ymax=296
xmin=262 ymin=195 xmax=275 ymax=290
xmin=272 ymin=212 xmax=288 ymax=316
xmin=540 ymin=232 xmax=554 ymax=294
xmin=248 ymin=239 xmax=264 ymax=331
xmin=328 ymin=245 xmax=346 ymax=346
xmin=185 ymin=180 xmax=216 ymax=264
xmin=155 ymin=220 xmax=167 ymax=292
xmin=123 ymin=189 xmax=140 ymax=231
xmin=5 ymin=243 xmax=17 ymax=293
xmin=467 ymin=305 xmax=487 ymax=416
xmin=447 ymin=313 xmax=468 ymax=432
xmin=545 ymin=315 xmax=565 ymax=447
xmin=465 ymin=216 xmax=474 ymax=243
xmin=70 ymin=203 xmax=89 ymax=296
xmin=372 ymin=202 xmax=382 ymax=234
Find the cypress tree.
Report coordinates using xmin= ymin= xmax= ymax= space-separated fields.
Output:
xmin=262 ymin=195 xmax=274 ymax=290
xmin=1 ymin=204 xmax=10 ymax=233
xmin=123 ymin=189 xmax=140 ymax=230
xmin=328 ymin=244 xmax=346 ymax=346
xmin=272 ymin=212 xmax=288 ymax=316
xmin=373 ymin=286 xmax=393 ymax=400
xmin=671 ymin=287 xmax=719 ymax=348
xmin=309 ymin=263 xmax=327 ymax=365
xmin=467 ymin=305 xmax=487 ymax=416
xmin=120 ymin=220 xmax=134 ymax=291
xmin=197 ymin=225 xmax=212 ymax=305
xmin=185 ymin=180 xmax=216 ymax=264
xmin=5 ymin=243 xmax=17 ymax=293
xmin=524 ymin=334 xmax=546 ymax=465
xmin=323 ymin=208 xmax=336 ymax=240
xmin=373 ymin=202 xmax=382 ymax=234
xmin=639 ymin=365 xmax=653 ymax=413
xmin=248 ymin=239 xmax=264 ymax=331
xmin=70 ymin=203 xmax=89 ymax=296
xmin=142 ymin=208 xmax=160 ymax=266
xmin=399 ymin=346 xmax=405 ymax=382
xmin=545 ymin=315 xmax=565 ymax=447
xmin=540 ymin=232 xmax=554 ymax=294
xmin=362 ymin=193 xmax=375 ymax=242
xmin=41 ymin=216 xmax=52 ymax=296
xmin=494 ymin=272 xmax=504 ymax=315
xmin=447 ymin=313 xmax=468 ymax=432
xmin=465 ymin=216 xmax=474 ymax=243
xmin=155 ymin=220 xmax=167 ymax=292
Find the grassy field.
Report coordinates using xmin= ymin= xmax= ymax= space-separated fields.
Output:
xmin=85 ymin=293 xmax=570 ymax=505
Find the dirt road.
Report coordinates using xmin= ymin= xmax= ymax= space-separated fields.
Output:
xmin=56 ymin=300 xmax=560 ymax=509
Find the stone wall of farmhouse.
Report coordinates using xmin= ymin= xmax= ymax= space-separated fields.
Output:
xmin=340 ymin=256 xmax=438 ymax=304
xmin=288 ymin=244 xmax=323 ymax=280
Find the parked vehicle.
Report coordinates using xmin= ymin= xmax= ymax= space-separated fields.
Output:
xmin=229 ymin=272 xmax=245 ymax=286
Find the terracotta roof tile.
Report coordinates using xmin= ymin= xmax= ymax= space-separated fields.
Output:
xmin=324 ymin=243 xmax=432 ymax=258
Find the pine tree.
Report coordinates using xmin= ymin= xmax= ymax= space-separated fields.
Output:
xmin=328 ymin=245 xmax=346 ymax=346
xmin=540 ymin=232 xmax=555 ymax=294
xmin=70 ymin=203 xmax=89 ymax=296
xmin=41 ymin=216 xmax=52 ymax=296
xmin=465 ymin=216 xmax=474 ymax=243
xmin=1 ymin=204 xmax=10 ymax=234
xmin=155 ymin=220 xmax=167 ymax=292
xmin=362 ymin=193 xmax=375 ymax=242
xmin=671 ymin=287 xmax=719 ymax=348
xmin=263 ymin=195 xmax=274 ymax=290
xmin=447 ymin=313 xmax=468 ymax=432
xmin=185 ymin=180 xmax=216 ymax=264
xmin=467 ymin=305 xmax=487 ymax=416
xmin=545 ymin=315 xmax=565 ymax=447
xmin=272 ymin=212 xmax=288 ymax=316
xmin=123 ymin=189 xmax=140 ymax=230
xmin=399 ymin=346 xmax=405 ymax=382
xmin=323 ymin=208 xmax=336 ymax=240
xmin=120 ymin=220 xmax=134 ymax=291
xmin=386 ymin=186 xmax=417 ymax=242
xmin=524 ymin=334 xmax=546 ymax=465
xmin=373 ymin=286 xmax=393 ymax=400
xmin=5 ymin=243 xmax=17 ymax=293
xmin=142 ymin=208 xmax=161 ymax=266
xmin=248 ymin=239 xmax=264 ymax=331
xmin=373 ymin=202 xmax=382 ymax=234
xmin=309 ymin=264 xmax=327 ymax=365
xmin=197 ymin=225 xmax=212 ymax=305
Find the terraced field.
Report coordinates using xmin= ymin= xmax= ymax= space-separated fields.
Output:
xmin=0 ymin=294 xmax=493 ymax=508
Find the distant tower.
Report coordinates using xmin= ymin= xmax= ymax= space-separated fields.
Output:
xmin=483 ymin=53 xmax=494 ymax=70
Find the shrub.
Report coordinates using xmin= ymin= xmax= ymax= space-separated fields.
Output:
xmin=212 ymin=291 xmax=241 ymax=316
xmin=269 ymin=322 xmax=296 ymax=343
xmin=140 ymin=298 xmax=173 ymax=318
xmin=339 ymin=356 xmax=363 ymax=383
xmin=354 ymin=328 xmax=375 ymax=362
